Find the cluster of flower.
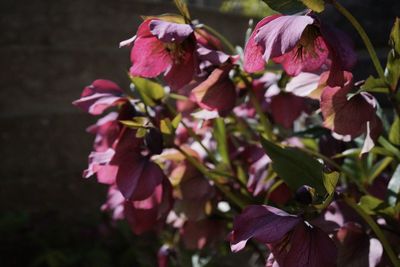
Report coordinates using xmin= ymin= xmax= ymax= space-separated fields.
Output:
xmin=73 ymin=1 xmax=400 ymax=266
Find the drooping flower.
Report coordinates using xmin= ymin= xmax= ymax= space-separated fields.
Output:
xmin=126 ymin=18 xmax=197 ymax=90
xmin=230 ymin=205 xmax=337 ymax=267
xmin=320 ymin=71 xmax=382 ymax=153
xmin=72 ymin=79 xmax=127 ymax=115
xmin=244 ymin=14 xmax=356 ymax=84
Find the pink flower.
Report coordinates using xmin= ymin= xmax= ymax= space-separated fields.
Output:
xmin=72 ymin=79 xmax=126 ymax=115
xmin=230 ymin=205 xmax=337 ymax=267
xmin=128 ymin=19 xmax=197 ymax=90
xmin=244 ymin=15 xmax=356 ymax=84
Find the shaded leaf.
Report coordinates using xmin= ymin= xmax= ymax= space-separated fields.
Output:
xmin=130 ymin=76 xmax=165 ymax=107
xmin=361 ymin=76 xmax=389 ymax=93
xmin=387 ymin=164 xmax=400 ymax=206
xmin=385 ymin=18 xmax=400 ymax=91
xmin=389 ymin=116 xmax=400 ymax=145
xmin=359 ymin=195 xmax=395 ymax=217
xmin=301 ymin=0 xmax=325 ymax=12
xmin=261 ymin=0 xmax=306 ymax=14
xmin=260 ymin=137 xmax=326 ymax=195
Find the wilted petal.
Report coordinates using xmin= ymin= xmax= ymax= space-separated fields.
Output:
xmin=230 ymin=205 xmax=300 ymax=252
xmin=73 ymin=80 xmax=125 ymax=115
xmin=244 ymin=15 xmax=281 ymax=73
xmin=190 ymin=65 xmax=236 ymax=115
xmin=150 ymin=20 xmax=194 ymax=43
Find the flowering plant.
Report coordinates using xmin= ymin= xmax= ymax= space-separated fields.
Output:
xmin=73 ymin=0 xmax=400 ymax=266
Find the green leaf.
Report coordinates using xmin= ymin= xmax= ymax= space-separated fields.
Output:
xmin=261 ymin=0 xmax=306 ymax=14
xmin=385 ymin=18 xmax=400 ymax=91
xmin=120 ymin=117 xmax=150 ymax=129
xmin=361 ymin=76 xmax=389 ymax=93
xmin=359 ymin=195 xmax=395 ymax=217
xmin=301 ymin=0 xmax=325 ymax=12
xmin=323 ymin=171 xmax=339 ymax=195
xmin=174 ymin=0 xmax=191 ymax=21
xmin=160 ymin=118 xmax=173 ymax=135
xmin=136 ymin=127 xmax=147 ymax=138
xmin=390 ymin=116 xmax=400 ymax=146
xmin=172 ymin=113 xmax=182 ymax=129
xmin=368 ymin=156 xmax=394 ymax=183
xmin=387 ymin=164 xmax=400 ymax=206
xmin=260 ymin=137 xmax=326 ymax=195
xmin=129 ymin=76 xmax=165 ymax=107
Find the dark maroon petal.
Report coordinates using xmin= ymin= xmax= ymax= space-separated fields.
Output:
xmin=124 ymin=178 xmax=173 ymax=235
xmin=336 ymin=222 xmax=383 ymax=267
xmin=321 ymin=71 xmax=382 ymax=139
xmin=269 ymin=92 xmax=307 ymax=129
xmin=72 ymin=80 xmax=126 ymax=115
xmin=149 ymin=20 xmax=193 ymax=43
xmin=271 ymin=222 xmax=337 ymax=267
xmin=244 ymin=15 xmax=281 ymax=73
xmin=190 ymin=65 xmax=236 ymax=115
xmin=230 ymin=205 xmax=301 ymax=252
xmin=181 ymin=219 xmax=225 ymax=250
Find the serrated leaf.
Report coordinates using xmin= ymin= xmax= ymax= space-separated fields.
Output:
xmin=389 ymin=116 xmax=400 ymax=145
xmin=387 ymin=164 xmax=400 ymax=206
xmin=260 ymin=137 xmax=326 ymax=195
xmin=129 ymin=76 xmax=165 ymax=107
xmin=262 ymin=0 xmax=306 ymax=14
xmin=301 ymin=0 xmax=325 ymax=12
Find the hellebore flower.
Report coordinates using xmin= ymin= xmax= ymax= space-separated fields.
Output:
xmin=244 ymin=14 xmax=356 ymax=83
xmin=127 ymin=19 xmax=197 ymax=90
xmin=125 ymin=178 xmax=173 ymax=235
xmin=230 ymin=205 xmax=337 ymax=267
xmin=72 ymin=79 xmax=127 ymax=115
xmin=320 ymin=71 xmax=382 ymax=153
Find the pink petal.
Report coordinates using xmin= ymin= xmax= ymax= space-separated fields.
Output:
xmin=244 ymin=15 xmax=281 ymax=73
xmin=73 ymin=80 xmax=125 ymax=115
xmin=255 ymin=15 xmax=315 ymax=63
xmin=149 ymin=20 xmax=194 ymax=43
xmin=273 ymin=36 xmax=329 ymax=76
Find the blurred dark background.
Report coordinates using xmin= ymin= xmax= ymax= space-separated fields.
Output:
xmin=0 ymin=0 xmax=399 ymax=266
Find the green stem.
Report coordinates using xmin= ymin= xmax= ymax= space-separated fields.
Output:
xmin=331 ymin=1 xmax=385 ymax=81
xmin=199 ymin=24 xmax=236 ymax=54
xmin=343 ymin=195 xmax=400 ymax=267
xmin=240 ymin=74 xmax=274 ymax=140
